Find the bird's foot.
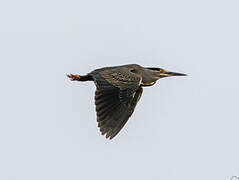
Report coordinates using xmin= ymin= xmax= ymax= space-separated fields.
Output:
xmin=67 ymin=74 xmax=81 ymax=81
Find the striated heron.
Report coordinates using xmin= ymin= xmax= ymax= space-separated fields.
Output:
xmin=67 ymin=64 xmax=186 ymax=139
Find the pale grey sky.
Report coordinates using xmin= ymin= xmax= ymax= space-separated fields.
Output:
xmin=0 ymin=0 xmax=239 ymax=180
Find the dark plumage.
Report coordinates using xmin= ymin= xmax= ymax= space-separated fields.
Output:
xmin=67 ymin=64 xmax=186 ymax=139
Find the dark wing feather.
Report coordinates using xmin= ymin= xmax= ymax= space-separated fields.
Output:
xmin=90 ymin=69 xmax=142 ymax=139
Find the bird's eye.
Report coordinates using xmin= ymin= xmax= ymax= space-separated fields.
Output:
xmin=130 ymin=69 xmax=137 ymax=73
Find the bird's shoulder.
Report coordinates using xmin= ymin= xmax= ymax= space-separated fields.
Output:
xmin=90 ymin=66 xmax=142 ymax=89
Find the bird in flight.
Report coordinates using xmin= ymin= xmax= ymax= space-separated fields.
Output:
xmin=67 ymin=64 xmax=186 ymax=139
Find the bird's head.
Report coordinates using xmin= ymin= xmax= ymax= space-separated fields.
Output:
xmin=146 ymin=67 xmax=187 ymax=80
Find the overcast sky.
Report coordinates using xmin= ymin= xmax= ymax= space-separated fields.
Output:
xmin=0 ymin=0 xmax=239 ymax=180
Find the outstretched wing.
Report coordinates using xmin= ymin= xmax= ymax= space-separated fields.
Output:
xmin=90 ymin=69 xmax=143 ymax=139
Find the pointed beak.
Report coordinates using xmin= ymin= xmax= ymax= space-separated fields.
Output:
xmin=159 ymin=69 xmax=187 ymax=78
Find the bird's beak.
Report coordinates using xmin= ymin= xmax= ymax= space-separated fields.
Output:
xmin=159 ymin=69 xmax=187 ymax=78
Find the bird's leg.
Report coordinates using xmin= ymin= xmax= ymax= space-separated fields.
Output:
xmin=67 ymin=74 xmax=93 ymax=81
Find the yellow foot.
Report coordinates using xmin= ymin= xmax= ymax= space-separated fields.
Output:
xmin=67 ymin=74 xmax=81 ymax=81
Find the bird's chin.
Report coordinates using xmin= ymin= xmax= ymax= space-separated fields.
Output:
xmin=159 ymin=75 xmax=170 ymax=78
